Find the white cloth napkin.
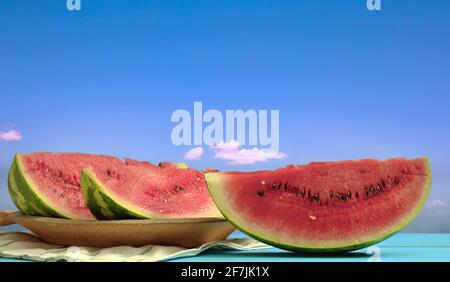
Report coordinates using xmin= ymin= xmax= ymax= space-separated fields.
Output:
xmin=0 ymin=231 xmax=269 ymax=262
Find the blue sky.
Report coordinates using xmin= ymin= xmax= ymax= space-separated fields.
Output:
xmin=0 ymin=0 xmax=449 ymax=224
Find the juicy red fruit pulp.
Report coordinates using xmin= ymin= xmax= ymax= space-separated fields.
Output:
xmin=221 ymin=158 xmax=429 ymax=247
xmin=22 ymin=153 xmax=218 ymax=220
xmin=91 ymin=164 xmax=216 ymax=217
xmin=22 ymin=153 xmax=122 ymax=219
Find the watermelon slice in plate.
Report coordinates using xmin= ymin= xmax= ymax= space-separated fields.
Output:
xmin=8 ymin=153 xmax=121 ymax=220
xmin=81 ymin=161 xmax=222 ymax=219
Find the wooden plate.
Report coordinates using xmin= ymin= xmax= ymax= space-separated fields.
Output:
xmin=0 ymin=210 xmax=235 ymax=248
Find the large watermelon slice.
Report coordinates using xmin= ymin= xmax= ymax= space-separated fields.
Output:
xmin=81 ymin=160 xmax=223 ymax=219
xmin=205 ymin=158 xmax=432 ymax=252
xmin=8 ymin=153 xmax=122 ymax=220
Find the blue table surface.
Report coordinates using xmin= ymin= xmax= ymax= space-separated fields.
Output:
xmin=1 ymin=232 xmax=450 ymax=262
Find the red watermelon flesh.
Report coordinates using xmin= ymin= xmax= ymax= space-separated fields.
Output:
xmin=205 ymin=158 xmax=432 ymax=252
xmin=9 ymin=153 xmax=221 ymax=220
xmin=82 ymin=162 xmax=222 ymax=219
xmin=9 ymin=153 xmax=124 ymax=220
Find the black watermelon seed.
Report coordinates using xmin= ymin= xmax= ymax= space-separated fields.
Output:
xmin=347 ymin=191 xmax=352 ymax=199
xmin=381 ymin=180 xmax=386 ymax=188
xmin=329 ymin=191 xmax=333 ymax=199
xmin=257 ymin=190 xmax=265 ymax=197
xmin=284 ymin=183 xmax=289 ymax=191
xmin=376 ymin=185 xmax=382 ymax=193
xmin=175 ymin=185 xmax=185 ymax=191
xmin=365 ymin=188 xmax=369 ymax=197
xmin=340 ymin=193 xmax=346 ymax=201
xmin=369 ymin=186 xmax=375 ymax=193
xmin=313 ymin=193 xmax=320 ymax=202
xmin=336 ymin=193 xmax=340 ymax=201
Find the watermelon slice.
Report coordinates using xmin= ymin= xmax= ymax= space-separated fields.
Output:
xmin=81 ymin=161 xmax=223 ymax=219
xmin=205 ymin=158 xmax=432 ymax=252
xmin=8 ymin=153 xmax=122 ymax=220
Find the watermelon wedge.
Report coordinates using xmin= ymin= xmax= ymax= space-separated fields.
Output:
xmin=8 ymin=153 xmax=122 ymax=220
xmin=81 ymin=161 xmax=223 ymax=219
xmin=205 ymin=158 xmax=432 ymax=252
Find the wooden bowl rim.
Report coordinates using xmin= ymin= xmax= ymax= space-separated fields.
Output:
xmin=9 ymin=212 xmax=229 ymax=226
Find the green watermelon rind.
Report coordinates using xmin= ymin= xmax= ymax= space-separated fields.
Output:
xmin=205 ymin=158 xmax=432 ymax=253
xmin=81 ymin=168 xmax=149 ymax=219
xmin=8 ymin=154 xmax=74 ymax=219
xmin=175 ymin=163 xmax=189 ymax=169
xmin=158 ymin=162 xmax=189 ymax=169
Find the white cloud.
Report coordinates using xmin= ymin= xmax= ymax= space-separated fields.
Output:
xmin=184 ymin=146 xmax=204 ymax=160
xmin=427 ymin=200 xmax=448 ymax=208
xmin=0 ymin=129 xmax=22 ymax=141
xmin=210 ymin=140 xmax=287 ymax=165
xmin=212 ymin=140 xmax=241 ymax=151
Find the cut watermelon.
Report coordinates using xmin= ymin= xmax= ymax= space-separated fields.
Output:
xmin=81 ymin=161 xmax=223 ymax=219
xmin=8 ymin=152 xmax=221 ymax=221
xmin=158 ymin=162 xmax=189 ymax=169
xmin=8 ymin=153 xmax=122 ymax=220
xmin=205 ymin=158 xmax=432 ymax=252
